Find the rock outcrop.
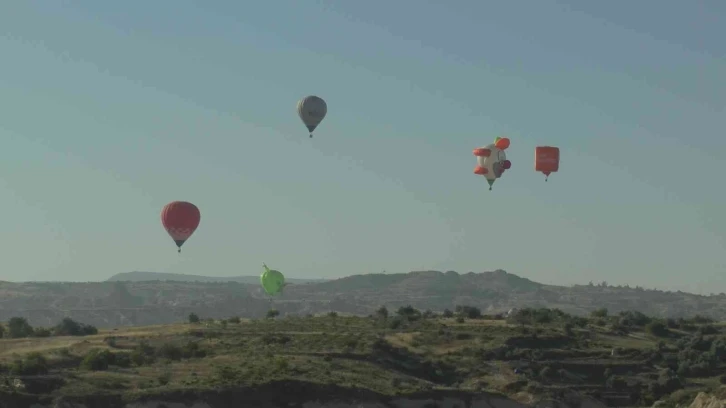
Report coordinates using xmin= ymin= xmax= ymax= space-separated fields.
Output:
xmin=688 ymin=388 xmax=726 ymax=408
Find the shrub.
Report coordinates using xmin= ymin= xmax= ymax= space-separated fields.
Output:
xmin=396 ymin=305 xmax=421 ymax=321
xmin=54 ymin=318 xmax=97 ymax=336
xmin=33 ymin=327 xmax=52 ymax=338
xmin=157 ymin=343 xmax=183 ymax=361
xmin=80 ymin=349 xmax=115 ymax=371
xmin=606 ymin=375 xmax=627 ymax=389
xmin=646 ymin=321 xmax=669 ymax=337
xmin=618 ymin=311 xmax=651 ymax=327
xmin=698 ymin=325 xmax=719 ymax=335
xmin=130 ymin=341 xmax=157 ymax=366
xmin=157 ymin=370 xmax=172 ymax=386
xmin=455 ymin=305 xmax=482 ymax=319
xmin=183 ymin=341 xmax=206 ymax=358
xmin=114 ymin=352 xmax=132 ymax=368
xmin=10 ymin=352 xmax=48 ymax=375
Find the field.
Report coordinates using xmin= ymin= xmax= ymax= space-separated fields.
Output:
xmin=0 ymin=307 xmax=725 ymax=407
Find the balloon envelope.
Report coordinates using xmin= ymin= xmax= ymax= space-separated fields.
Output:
xmin=495 ymin=137 xmax=510 ymax=150
xmin=297 ymin=96 xmax=327 ymax=135
xmin=535 ymin=146 xmax=560 ymax=178
xmin=161 ymin=201 xmax=201 ymax=250
xmin=261 ymin=264 xmax=286 ymax=296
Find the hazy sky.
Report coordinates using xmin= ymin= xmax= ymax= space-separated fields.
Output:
xmin=0 ymin=1 xmax=724 ymax=292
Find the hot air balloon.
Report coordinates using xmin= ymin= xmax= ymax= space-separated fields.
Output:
xmin=261 ymin=263 xmax=286 ymax=296
xmin=535 ymin=146 xmax=559 ymax=181
xmin=297 ymin=95 xmax=327 ymax=138
xmin=473 ymin=137 xmax=512 ymax=190
xmin=161 ymin=201 xmax=200 ymax=253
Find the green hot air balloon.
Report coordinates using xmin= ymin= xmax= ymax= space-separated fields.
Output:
xmin=261 ymin=263 xmax=286 ymax=296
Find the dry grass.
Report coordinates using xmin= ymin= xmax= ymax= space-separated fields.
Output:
xmin=384 ymin=332 xmax=418 ymax=348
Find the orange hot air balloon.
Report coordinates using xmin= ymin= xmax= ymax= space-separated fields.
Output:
xmin=535 ymin=146 xmax=559 ymax=181
xmin=161 ymin=201 xmax=201 ymax=253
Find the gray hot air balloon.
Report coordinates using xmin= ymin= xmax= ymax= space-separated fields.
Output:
xmin=296 ymin=95 xmax=327 ymax=138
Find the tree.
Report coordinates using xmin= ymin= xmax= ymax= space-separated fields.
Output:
xmin=54 ymin=318 xmax=97 ymax=336
xmin=646 ymin=321 xmax=670 ymax=338
xmin=188 ymin=313 xmax=200 ymax=324
xmin=455 ymin=305 xmax=482 ymax=319
xmin=266 ymin=309 xmax=280 ymax=319
xmin=396 ymin=305 xmax=421 ymax=321
xmin=7 ymin=317 xmax=34 ymax=338
xmin=375 ymin=306 xmax=389 ymax=320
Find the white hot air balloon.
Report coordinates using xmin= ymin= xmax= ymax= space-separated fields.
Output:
xmin=473 ymin=137 xmax=512 ymax=190
xmin=297 ymin=95 xmax=327 ymax=138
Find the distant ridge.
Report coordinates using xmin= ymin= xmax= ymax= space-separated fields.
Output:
xmin=106 ymin=271 xmax=325 ymax=284
xmin=0 ymin=268 xmax=720 ymax=329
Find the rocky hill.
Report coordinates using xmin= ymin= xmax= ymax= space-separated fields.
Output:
xmin=106 ymin=271 xmax=325 ymax=284
xmin=0 ymin=270 xmax=724 ymax=329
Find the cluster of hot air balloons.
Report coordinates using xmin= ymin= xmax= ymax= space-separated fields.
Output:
xmin=159 ymin=95 xmax=329 ymax=254
xmin=156 ymin=95 xmax=559 ymax=304
xmin=156 ymin=96 xmax=328 ymax=298
xmin=160 ymin=203 xmax=287 ymax=299
xmin=472 ymin=137 xmax=560 ymax=190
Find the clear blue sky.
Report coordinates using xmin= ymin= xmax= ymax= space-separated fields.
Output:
xmin=0 ymin=1 xmax=724 ymax=293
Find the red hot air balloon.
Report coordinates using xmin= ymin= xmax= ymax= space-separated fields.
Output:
xmin=161 ymin=201 xmax=201 ymax=253
xmin=535 ymin=146 xmax=560 ymax=181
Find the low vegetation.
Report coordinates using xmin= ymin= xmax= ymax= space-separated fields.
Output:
xmin=0 ymin=307 xmax=723 ymax=407
xmin=0 ymin=317 xmax=98 ymax=339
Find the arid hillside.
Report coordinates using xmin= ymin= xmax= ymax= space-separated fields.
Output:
xmin=0 ymin=307 xmax=724 ymax=407
xmin=0 ymin=270 xmax=723 ymax=329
